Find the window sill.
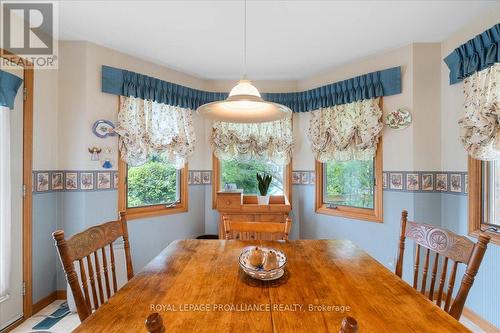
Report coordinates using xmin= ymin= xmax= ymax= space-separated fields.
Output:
xmin=469 ymin=229 xmax=500 ymax=246
xmin=125 ymin=204 xmax=188 ymax=220
xmin=316 ymin=204 xmax=383 ymax=223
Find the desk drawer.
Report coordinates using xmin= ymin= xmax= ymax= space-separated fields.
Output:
xmin=217 ymin=194 xmax=242 ymax=210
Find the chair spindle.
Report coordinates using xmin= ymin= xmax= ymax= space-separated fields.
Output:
xmin=428 ymin=252 xmax=439 ymax=301
xmin=444 ymin=261 xmax=458 ymax=312
xmin=436 ymin=257 xmax=448 ymax=307
xmin=78 ymin=259 xmax=91 ymax=312
xmin=93 ymin=251 xmax=105 ymax=305
xmin=86 ymin=255 xmax=100 ymax=309
xmin=109 ymin=243 xmax=118 ymax=293
xmin=101 ymin=247 xmax=111 ymax=299
xmin=413 ymin=245 xmax=421 ymax=289
xmin=421 ymin=248 xmax=430 ymax=294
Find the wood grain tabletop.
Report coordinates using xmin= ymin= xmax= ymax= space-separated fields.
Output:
xmin=73 ymin=239 xmax=470 ymax=333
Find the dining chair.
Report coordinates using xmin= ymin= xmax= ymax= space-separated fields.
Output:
xmin=53 ymin=211 xmax=134 ymax=321
xmin=395 ymin=210 xmax=490 ymax=320
xmin=339 ymin=317 xmax=358 ymax=333
xmin=145 ymin=313 xmax=165 ymax=333
xmin=223 ymin=216 xmax=292 ymax=240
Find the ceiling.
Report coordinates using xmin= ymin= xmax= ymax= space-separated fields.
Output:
xmin=59 ymin=1 xmax=499 ymax=80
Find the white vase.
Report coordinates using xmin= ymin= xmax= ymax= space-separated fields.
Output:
xmin=257 ymin=195 xmax=270 ymax=205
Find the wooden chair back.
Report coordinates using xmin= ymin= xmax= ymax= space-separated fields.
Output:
xmin=145 ymin=313 xmax=165 ymax=333
xmin=53 ymin=211 xmax=134 ymax=321
xmin=223 ymin=216 xmax=292 ymax=240
xmin=339 ymin=317 xmax=358 ymax=333
xmin=395 ymin=210 xmax=490 ymax=319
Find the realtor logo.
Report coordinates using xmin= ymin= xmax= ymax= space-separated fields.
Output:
xmin=1 ymin=1 xmax=58 ymax=68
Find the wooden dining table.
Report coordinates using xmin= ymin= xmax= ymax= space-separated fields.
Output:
xmin=73 ymin=239 xmax=470 ymax=333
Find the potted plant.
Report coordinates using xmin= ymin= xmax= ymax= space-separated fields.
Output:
xmin=256 ymin=173 xmax=272 ymax=205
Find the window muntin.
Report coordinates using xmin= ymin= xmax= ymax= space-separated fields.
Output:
xmin=126 ymin=154 xmax=180 ymax=209
xmin=323 ymin=159 xmax=375 ymax=209
xmin=220 ymin=159 xmax=284 ymax=195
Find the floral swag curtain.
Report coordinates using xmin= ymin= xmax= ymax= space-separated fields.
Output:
xmin=307 ymin=98 xmax=383 ymax=162
xmin=211 ymin=114 xmax=293 ymax=164
xmin=115 ymin=96 xmax=196 ymax=169
xmin=459 ymin=63 xmax=500 ymax=161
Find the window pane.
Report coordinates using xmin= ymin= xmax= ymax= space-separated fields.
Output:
xmin=127 ymin=154 xmax=179 ymax=208
xmin=324 ymin=160 xmax=374 ymax=209
xmin=494 ymin=160 xmax=500 ymax=226
xmin=484 ymin=159 xmax=500 ymax=227
xmin=220 ymin=160 xmax=284 ymax=195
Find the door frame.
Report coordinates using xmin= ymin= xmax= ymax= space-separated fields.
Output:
xmin=0 ymin=49 xmax=34 ymax=324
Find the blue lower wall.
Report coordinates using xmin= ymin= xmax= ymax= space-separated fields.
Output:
xmin=32 ymin=192 xmax=58 ymax=303
xmin=441 ymin=194 xmax=500 ymax=328
xmin=32 ymin=185 xmax=499 ymax=328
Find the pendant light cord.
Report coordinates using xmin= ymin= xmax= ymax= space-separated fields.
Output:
xmin=243 ymin=0 xmax=247 ymax=79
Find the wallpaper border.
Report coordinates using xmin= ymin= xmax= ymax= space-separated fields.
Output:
xmin=32 ymin=170 xmax=468 ymax=196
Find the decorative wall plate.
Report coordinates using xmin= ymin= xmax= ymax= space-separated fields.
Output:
xmin=92 ymin=120 xmax=117 ymax=138
xmin=386 ymin=108 xmax=412 ymax=129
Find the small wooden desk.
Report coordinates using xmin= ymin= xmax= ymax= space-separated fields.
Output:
xmin=74 ymin=240 xmax=470 ymax=333
xmin=215 ymin=193 xmax=292 ymax=238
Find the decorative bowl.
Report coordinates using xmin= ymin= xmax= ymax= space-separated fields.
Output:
xmin=239 ymin=246 xmax=287 ymax=281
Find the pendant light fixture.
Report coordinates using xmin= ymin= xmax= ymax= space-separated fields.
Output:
xmin=196 ymin=0 xmax=292 ymax=123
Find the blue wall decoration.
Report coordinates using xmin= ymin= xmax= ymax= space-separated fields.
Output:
xmin=101 ymin=65 xmax=401 ymax=113
xmin=444 ymin=23 xmax=500 ymax=84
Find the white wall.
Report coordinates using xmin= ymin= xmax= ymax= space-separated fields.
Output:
xmin=412 ymin=43 xmax=442 ymax=171
xmin=33 ymin=69 xmax=58 ymax=170
xmin=57 ymin=41 xmax=88 ymax=170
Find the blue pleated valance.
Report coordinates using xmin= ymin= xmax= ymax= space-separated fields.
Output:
xmin=102 ymin=65 xmax=228 ymax=110
xmin=444 ymin=23 xmax=500 ymax=85
xmin=0 ymin=70 xmax=23 ymax=109
xmin=262 ymin=67 xmax=401 ymax=113
xmin=102 ymin=65 xmax=401 ymax=113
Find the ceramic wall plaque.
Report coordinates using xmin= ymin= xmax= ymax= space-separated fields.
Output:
xmin=92 ymin=120 xmax=117 ymax=138
xmin=386 ymin=108 xmax=412 ymax=129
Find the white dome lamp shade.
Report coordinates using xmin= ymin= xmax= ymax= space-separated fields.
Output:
xmin=196 ymin=80 xmax=292 ymax=123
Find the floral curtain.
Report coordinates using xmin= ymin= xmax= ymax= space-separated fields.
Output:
xmin=459 ymin=63 xmax=500 ymax=160
xmin=115 ymin=96 xmax=196 ymax=169
xmin=307 ymin=98 xmax=383 ymax=162
xmin=211 ymin=114 xmax=293 ymax=164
